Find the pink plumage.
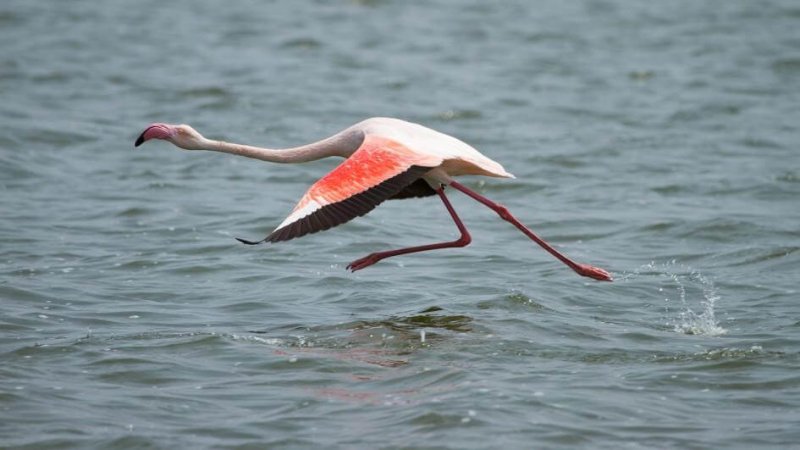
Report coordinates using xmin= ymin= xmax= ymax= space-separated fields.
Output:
xmin=134 ymin=117 xmax=611 ymax=281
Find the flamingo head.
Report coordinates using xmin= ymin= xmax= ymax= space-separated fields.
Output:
xmin=134 ymin=123 xmax=206 ymax=150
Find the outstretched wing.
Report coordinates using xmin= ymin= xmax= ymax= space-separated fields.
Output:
xmin=263 ymin=134 xmax=442 ymax=243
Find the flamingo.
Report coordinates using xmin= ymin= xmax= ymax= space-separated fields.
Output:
xmin=134 ymin=117 xmax=612 ymax=281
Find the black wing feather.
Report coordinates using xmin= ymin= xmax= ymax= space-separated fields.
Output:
xmin=389 ymin=178 xmax=437 ymax=199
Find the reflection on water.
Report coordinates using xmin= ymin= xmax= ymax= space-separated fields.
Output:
xmin=237 ymin=307 xmax=476 ymax=367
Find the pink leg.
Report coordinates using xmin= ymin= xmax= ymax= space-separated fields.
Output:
xmin=448 ymin=180 xmax=612 ymax=281
xmin=347 ymin=186 xmax=471 ymax=272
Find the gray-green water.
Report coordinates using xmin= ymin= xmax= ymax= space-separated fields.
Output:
xmin=2 ymin=1 xmax=799 ymax=448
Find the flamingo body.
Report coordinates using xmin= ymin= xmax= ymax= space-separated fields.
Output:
xmin=272 ymin=120 xmax=512 ymax=241
xmin=134 ymin=117 xmax=612 ymax=281
xmin=355 ymin=118 xmax=514 ymax=179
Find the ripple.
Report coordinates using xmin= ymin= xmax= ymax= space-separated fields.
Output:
xmin=772 ymin=58 xmax=800 ymax=75
xmin=0 ymin=11 xmax=21 ymax=25
xmin=668 ymin=103 xmax=744 ymax=123
xmin=177 ymin=86 xmax=232 ymax=99
xmin=21 ymin=128 xmax=94 ymax=146
xmin=717 ymin=246 xmax=798 ymax=268
xmin=740 ymin=137 xmax=783 ymax=149
xmin=776 ymin=171 xmax=800 ymax=183
xmin=655 ymin=345 xmax=788 ymax=365
xmin=675 ymin=218 xmax=762 ymax=243
xmin=435 ymin=109 xmax=483 ymax=121
xmin=628 ymin=70 xmax=656 ymax=81
xmin=280 ymin=37 xmax=322 ymax=49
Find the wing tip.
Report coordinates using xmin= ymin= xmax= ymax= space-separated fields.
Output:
xmin=236 ymin=237 xmax=266 ymax=245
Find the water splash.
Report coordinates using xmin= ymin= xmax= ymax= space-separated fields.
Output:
xmin=623 ymin=261 xmax=727 ymax=336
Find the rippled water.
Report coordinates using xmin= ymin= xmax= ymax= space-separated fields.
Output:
xmin=2 ymin=0 xmax=800 ymax=448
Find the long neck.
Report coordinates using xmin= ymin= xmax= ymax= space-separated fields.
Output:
xmin=198 ymin=128 xmax=364 ymax=164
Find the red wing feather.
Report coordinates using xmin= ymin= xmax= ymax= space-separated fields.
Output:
xmin=265 ymin=135 xmax=441 ymax=242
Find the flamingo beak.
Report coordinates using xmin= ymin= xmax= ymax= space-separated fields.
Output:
xmin=135 ymin=123 xmax=174 ymax=148
xmin=134 ymin=129 xmax=148 ymax=147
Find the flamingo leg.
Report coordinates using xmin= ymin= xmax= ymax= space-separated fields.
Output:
xmin=448 ymin=180 xmax=612 ymax=281
xmin=347 ymin=186 xmax=471 ymax=272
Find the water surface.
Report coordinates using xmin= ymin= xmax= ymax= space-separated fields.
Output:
xmin=2 ymin=0 xmax=799 ymax=448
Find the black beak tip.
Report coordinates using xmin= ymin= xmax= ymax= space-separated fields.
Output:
xmin=134 ymin=132 xmax=146 ymax=147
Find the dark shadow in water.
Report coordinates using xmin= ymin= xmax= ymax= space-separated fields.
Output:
xmin=364 ymin=305 xmax=473 ymax=334
xmin=248 ymin=306 xmax=474 ymax=368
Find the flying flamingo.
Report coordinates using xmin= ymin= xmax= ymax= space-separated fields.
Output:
xmin=134 ymin=117 xmax=612 ymax=281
